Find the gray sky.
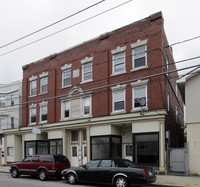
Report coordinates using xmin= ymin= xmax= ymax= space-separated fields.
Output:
xmin=0 ymin=0 xmax=200 ymax=84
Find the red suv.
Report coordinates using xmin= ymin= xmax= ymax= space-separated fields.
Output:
xmin=10 ymin=154 xmax=70 ymax=181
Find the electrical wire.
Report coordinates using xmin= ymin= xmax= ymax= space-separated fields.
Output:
xmin=0 ymin=0 xmax=106 ymax=49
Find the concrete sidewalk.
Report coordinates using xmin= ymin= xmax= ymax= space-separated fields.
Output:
xmin=1 ymin=166 xmax=200 ymax=187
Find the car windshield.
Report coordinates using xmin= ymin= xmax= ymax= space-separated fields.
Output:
xmin=53 ymin=155 xmax=69 ymax=163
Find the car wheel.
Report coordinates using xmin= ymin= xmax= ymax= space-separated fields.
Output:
xmin=67 ymin=172 xmax=77 ymax=184
xmin=114 ymin=176 xmax=128 ymax=187
xmin=11 ymin=168 xmax=20 ymax=178
xmin=38 ymin=169 xmax=47 ymax=181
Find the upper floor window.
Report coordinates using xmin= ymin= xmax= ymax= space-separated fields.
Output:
xmin=40 ymin=104 xmax=47 ymax=123
xmin=81 ymin=57 xmax=93 ymax=83
xmin=11 ymin=117 xmax=14 ymax=128
xmin=131 ymin=39 xmax=148 ymax=71
xmin=62 ymin=100 xmax=70 ymax=119
xmin=30 ymin=80 xmax=37 ymax=96
xmin=11 ymin=94 xmax=14 ymax=106
xmin=112 ymin=87 xmax=126 ymax=113
xmin=29 ymin=106 xmax=36 ymax=124
xmin=0 ymin=118 xmax=6 ymax=130
xmin=40 ymin=77 xmax=48 ymax=94
xmin=0 ymin=96 xmax=6 ymax=107
xmin=83 ymin=96 xmax=91 ymax=116
xmin=82 ymin=62 xmax=92 ymax=82
xmin=62 ymin=69 xmax=71 ymax=87
xmin=111 ymin=46 xmax=126 ymax=75
xmin=132 ymin=85 xmax=147 ymax=109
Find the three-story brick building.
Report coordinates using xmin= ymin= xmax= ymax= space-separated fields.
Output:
xmin=19 ymin=12 xmax=184 ymax=172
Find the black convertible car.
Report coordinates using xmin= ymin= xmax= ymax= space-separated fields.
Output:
xmin=62 ymin=158 xmax=156 ymax=187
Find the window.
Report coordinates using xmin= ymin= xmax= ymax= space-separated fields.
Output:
xmin=0 ymin=96 xmax=6 ymax=107
xmin=40 ymin=77 xmax=48 ymax=94
xmin=25 ymin=142 xmax=36 ymax=156
xmin=11 ymin=95 xmax=14 ymax=106
xmin=62 ymin=100 xmax=70 ymax=118
xmin=100 ymin=160 xmax=113 ymax=167
xmin=7 ymin=147 xmax=14 ymax=156
xmin=91 ymin=136 xmax=121 ymax=160
xmin=113 ymin=52 xmax=125 ymax=74
xmin=72 ymin=146 xmax=77 ymax=157
xmin=11 ymin=117 xmax=14 ymax=128
xmin=132 ymin=86 xmax=147 ymax=109
xmin=167 ymin=93 xmax=170 ymax=112
xmin=133 ymin=133 xmax=159 ymax=166
xmin=71 ymin=131 xmax=78 ymax=141
xmin=83 ymin=96 xmax=91 ymax=116
xmin=29 ymin=107 xmax=36 ymax=124
xmin=82 ymin=62 xmax=92 ymax=82
xmin=30 ymin=80 xmax=37 ymax=96
xmin=40 ymin=105 xmax=47 ymax=122
xmin=32 ymin=156 xmax=40 ymax=163
xmin=132 ymin=45 xmax=146 ymax=69
xmin=125 ymin=144 xmax=132 ymax=157
xmin=23 ymin=156 xmax=32 ymax=162
xmin=42 ymin=155 xmax=52 ymax=163
xmin=62 ymin=69 xmax=71 ymax=87
xmin=0 ymin=118 xmax=6 ymax=130
xmin=50 ymin=140 xmax=62 ymax=154
xmin=112 ymin=89 xmax=125 ymax=112
xmin=86 ymin=160 xmax=99 ymax=167
xmin=37 ymin=142 xmax=48 ymax=155
xmin=0 ymin=137 xmax=2 ymax=145
xmin=83 ymin=129 xmax=87 ymax=141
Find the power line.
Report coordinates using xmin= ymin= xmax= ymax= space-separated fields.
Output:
xmin=0 ymin=0 xmax=106 ymax=49
xmin=0 ymin=0 xmax=133 ymax=57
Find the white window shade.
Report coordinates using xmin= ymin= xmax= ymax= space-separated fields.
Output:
xmin=135 ymin=87 xmax=145 ymax=98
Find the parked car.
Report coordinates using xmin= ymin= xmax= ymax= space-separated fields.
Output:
xmin=62 ymin=158 xmax=156 ymax=187
xmin=10 ymin=154 xmax=70 ymax=181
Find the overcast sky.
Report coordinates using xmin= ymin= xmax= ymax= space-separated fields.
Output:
xmin=0 ymin=0 xmax=200 ymax=84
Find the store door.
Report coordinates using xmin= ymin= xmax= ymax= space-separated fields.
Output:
xmin=124 ymin=144 xmax=132 ymax=161
xmin=71 ymin=145 xmax=79 ymax=167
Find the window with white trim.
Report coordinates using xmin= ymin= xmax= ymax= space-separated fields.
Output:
xmin=132 ymin=45 xmax=146 ymax=69
xmin=112 ymin=89 xmax=125 ymax=112
xmin=11 ymin=117 xmax=14 ymax=128
xmin=82 ymin=62 xmax=92 ymax=82
xmin=7 ymin=147 xmax=14 ymax=156
xmin=40 ymin=105 xmax=47 ymax=122
xmin=29 ymin=107 xmax=36 ymax=124
xmin=0 ymin=96 xmax=6 ymax=107
xmin=62 ymin=69 xmax=71 ymax=87
xmin=113 ymin=52 xmax=125 ymax=74
xmin=40 ymin=77 xmax=48 ymax=94
xmin=0 ymin=118 xmax=6 ymax=130
xmin=11 ymin=94 xmax=15 ymax=106
xmin=30 ymin=80 xmax=37 ymax=96
xmin=83 ymin=96 xmax=91 ymax=116
xmin=62 ymin=100 xmax=70 ymax=118
xmin=132 ymin=86 xmax=147 ymax=109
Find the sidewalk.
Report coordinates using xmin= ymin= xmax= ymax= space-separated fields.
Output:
xmin=0 ymin=166 xmax=200 ymax=187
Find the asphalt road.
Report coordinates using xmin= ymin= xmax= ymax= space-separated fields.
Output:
xmin=0 ymin=172 xmax=177 ymax=187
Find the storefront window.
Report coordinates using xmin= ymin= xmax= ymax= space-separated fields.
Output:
xmin=37 ymin=142 xmax=48 ymax=154
xmin=50 ymin=139 xmax=62 ymax=154
xmin=25 ymin=142 xmax=36 ymax=156
xmin=133 ymin=133 xmax=159 ymax=166
xmin=91 ymin=136 xmax=121 ymax=159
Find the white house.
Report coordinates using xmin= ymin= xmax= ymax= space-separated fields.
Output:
xmin=0 ymin=81 xmax=22 ymax=165
xmin=178 ymin=70 xmax=200 ymax=175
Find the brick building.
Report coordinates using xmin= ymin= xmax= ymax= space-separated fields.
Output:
xmin=16 ymin=12 xmax=183 ymax=172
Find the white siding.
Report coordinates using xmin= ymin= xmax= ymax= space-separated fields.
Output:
xmin=186 ymin=73 xmax=200 ymax=123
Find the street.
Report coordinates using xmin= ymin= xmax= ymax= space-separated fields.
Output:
xmin=0 ymin=172 xmax=177 ymax=187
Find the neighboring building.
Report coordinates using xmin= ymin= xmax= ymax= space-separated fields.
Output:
xmin=6 ymin=12 xmax=183 ymax=172
xmin=0 ymin=81 xmax=22 ymax=165
xmin=178 ymin=70 xmax=200 ymax=175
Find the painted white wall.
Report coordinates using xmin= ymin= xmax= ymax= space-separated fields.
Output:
xmin=90 ymin=125 xmax=111 ymax=136
xmin=132 ymin=120 xmax=159 ymax=133
xmin=48 ymin=130 xmax=62 ymax=139
xmin=187 ymin=123 xmax=200 ymax=174
xmin=186 ymin=73 xmax=200 ymax=123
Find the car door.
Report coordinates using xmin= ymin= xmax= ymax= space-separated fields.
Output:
xmin=95 ymin=159 xmax=116 ymax=184
xmin=18 ymin=156 xmax=32 ymax=174
xmin=31 ymin=155 xmax=41 ymax=174
xmin=77 ymin=160 xmax=100 ymax=183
